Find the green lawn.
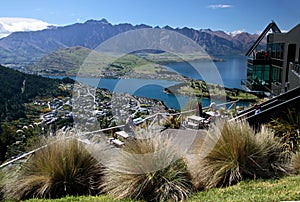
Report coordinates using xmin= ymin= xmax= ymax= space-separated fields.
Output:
xmin=190 ymin=175 xmax=300 ymax=202
xmin=20 ymin=175 xmax=300 ymax=202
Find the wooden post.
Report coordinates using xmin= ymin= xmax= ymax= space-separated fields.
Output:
xmin=157 ymin=114 xmax=161 ymax=125
xmin=234 ymin=101 xmax=237 ymax=114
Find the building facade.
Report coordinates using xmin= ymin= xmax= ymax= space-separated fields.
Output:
xmin=242 ymin=22 xmax=300 ymax=95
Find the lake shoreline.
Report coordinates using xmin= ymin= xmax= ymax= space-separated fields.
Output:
xmin=40 ymin=56 xmax=226 ymax=82
xmin=163 ymin=79 xmax=259 ymax=102
xmin=47 ymin=55 xmax=250 ymax=109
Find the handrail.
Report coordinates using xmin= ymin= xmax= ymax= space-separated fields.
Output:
xmin=235 ymin=86 xmax=300 ymax=118
xmin=231 ymin=99 xmax=280 ymax=121
xmin=1 ymin=91 xmax=297 ymax=169
xmin=0 ymin=100 xmax=240 ymax=168
xmin=246 ymin=95 xmax=300 ymax=125
xmin=292 ymin=63 xmax=300 ymax=75
xmin=0 ymin=145 xmax=46 ymax=169
xmin=82 ymin=124 xmax=125 ymax=135
xmin=0 ymin=136 xmax=75 ymax=169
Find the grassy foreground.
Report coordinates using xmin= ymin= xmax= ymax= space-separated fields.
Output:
xmin=20 ymin=175 xmax=300 ymax=202
xmin=191 ymin=175 xmax=300 ymax=202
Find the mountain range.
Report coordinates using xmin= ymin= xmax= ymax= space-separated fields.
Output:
xmin=0 ymin=19 xmax=265 ymax=72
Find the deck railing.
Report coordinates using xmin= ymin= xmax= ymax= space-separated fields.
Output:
xmin=292 ymin=63 xmax=300 ymax=75
xmin=0 ymin=100 xmax=240 ymax=168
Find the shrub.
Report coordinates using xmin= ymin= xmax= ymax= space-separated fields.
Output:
xmin=268 ymin=109 xmax=300 ymax=153
xmin=102 ymin=133 xmax=194 ymax=201
xmin=163 ymin=115 xmax=181 ymax=129
xmin=189 ymin=120 xmax=287 ymax=190
xmin=2 ymin=137 xmax=104 ymax=200
xmin=290 ymin=152 xmax=300 ymax=174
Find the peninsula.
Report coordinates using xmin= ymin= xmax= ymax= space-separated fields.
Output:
xmin=164 ymin=79 xmax=259 ymax=102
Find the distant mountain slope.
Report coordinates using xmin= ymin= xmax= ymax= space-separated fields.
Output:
xmin=0 ymin=64 xmax=65 ymax=122
xmin=0 ymin=64 xmax=73 ymax=162
xmin=31 ymin=46 xmax=93 ymax=75
xmin=0 ymin=19 xmax=150 ymax=67
xmin=0 ymin=19 xmax=265 ymax=69
xmin=31 ymin=46 xmax=187 ymax=80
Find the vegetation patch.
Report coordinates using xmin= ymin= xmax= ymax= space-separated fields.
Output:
xmin=0 ymin=65 xmax=72 ymax=163
xmin=190 ymin=175 xmax=300 ymax=202
xmin=188 ymin=120 xmax=287 ymax=189
xmin=268 ymin=109 xmax=300 ymax=153
xmin=164 ymin=80 xmax=259 ymax=102
xmin=102 ymin=134 xmax=194 ymax=202
xmin=1 ymin=137 xmax=104 ymax=200
xmin=14 ymin=175 xmax=300 ymax=201
xmin=291 ymin=152 xmax=300 ymax=174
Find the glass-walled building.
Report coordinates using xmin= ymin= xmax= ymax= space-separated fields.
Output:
xmin=242 ymin=22 xmax=300 ymax=95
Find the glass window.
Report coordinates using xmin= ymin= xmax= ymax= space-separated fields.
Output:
xmin=279 ymin=43 xmax=284 ymax=59
xmin=250 ymin=64 xmax=271 ymax=85
xmin=270 ymin=43 xmax=284 ymax=59
xmin=271 ymin=44 xmax=276 ymax=58
xmin=271 ymin=67 xmax=282 ymax=83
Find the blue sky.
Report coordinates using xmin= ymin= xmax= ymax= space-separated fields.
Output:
xmin=1 ymin=0 xmax=300 ymax=33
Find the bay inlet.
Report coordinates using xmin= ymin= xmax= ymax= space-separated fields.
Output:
xmin=51 ymin=55 xmax=248 ymax=110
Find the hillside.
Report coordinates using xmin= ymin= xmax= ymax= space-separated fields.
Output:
xmin=31 ymin=46 xmax=99 ymax=75
xmin=0 ymin=19 xmax=265 ymax=70
xmin=31 ymin=46 xmax=191 ymax=80
xmin=0 ymin=65 xmax=63 ymax=120
xmin=0 ymin=65 xmax=71 ymax=162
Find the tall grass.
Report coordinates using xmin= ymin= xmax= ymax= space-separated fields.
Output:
xmin=102 ymin=133 xmax=194 ymax=201
xmin=0 ymin=170 xmax=4 ymax=201
xmin=2 ymin=137 xmax=104 ymax=200
xmin=268 ymin=109 xmax=300 ymax=153
xmin=189 ymin=120 xmax=287 ymax=190
xmin=290 ymin=152 xmax=300 ymax=174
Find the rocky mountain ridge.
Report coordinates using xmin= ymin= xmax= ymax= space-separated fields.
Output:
xmin=0 ymin=19 xmax=265 ymax=69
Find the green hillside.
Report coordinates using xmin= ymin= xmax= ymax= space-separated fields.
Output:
xmin=30 ymin=46 xmax=160 ymax=76
xmin=30 ymin=46 xmax=102 ymax=75
xmin=30 ymin=46 xmax=209 ymax=80
xmin=0 ymin=65 xmax=71 ymax=162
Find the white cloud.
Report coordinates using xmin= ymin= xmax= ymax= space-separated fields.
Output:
xmin=208 ymin=4 xmax=233 ymax=9
xmin=225 ymin=30 xmax=245 ymax=36
xmin=0 ymin=17 xmax=52 ymax=38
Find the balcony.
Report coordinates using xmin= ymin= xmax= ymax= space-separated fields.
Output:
xmin=247 ymin=51 xmax=272 ymax=65
xmin=271 ymin=58 xmax=284 ymax=68
xmin=241 ymin=79 xmax=270 ymax=93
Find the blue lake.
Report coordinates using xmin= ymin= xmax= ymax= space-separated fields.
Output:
xmin=165 ymin=55 xmax=248 ymax=89
xmin=53 ymin=55 xmax=248 ymax=110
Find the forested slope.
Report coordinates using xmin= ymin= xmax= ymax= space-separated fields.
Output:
xmin=0 ymin=65 xmax=71 ymax=162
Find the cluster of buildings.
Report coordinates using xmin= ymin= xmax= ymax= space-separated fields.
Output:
xmin=39 ymin=97 xmax=73 ymax=126
xmin=36 ymin=83 xmax=166 ymax=133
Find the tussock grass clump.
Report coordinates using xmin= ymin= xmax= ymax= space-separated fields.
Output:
xmin=189 ymin=120 xmax=287 ymax=189
xmin=2 ymin=137 xmax=103 ymax=200
xmin=0 ymin=170 xmax=4 ymax=201
xmin=102 ymin=134 xmax=194 ymax=202
xmin=290 ymin=152 xmax=300 ymax=174
xmin=268 ymin=109 xmax=300 ymax=153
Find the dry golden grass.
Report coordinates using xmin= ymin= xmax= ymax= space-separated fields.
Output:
xmin=102 ymin=133 xmax=194 ymax=201
xmin=2 ymin=137 xmax=104 ymax=200
xmin=188 ymin=120 xmax=287 ymax=190
xmin=290 ymin=152 xmax=300 ymax=174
